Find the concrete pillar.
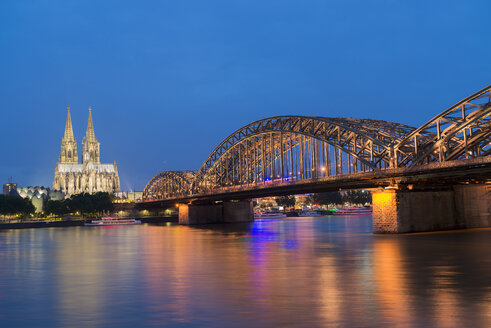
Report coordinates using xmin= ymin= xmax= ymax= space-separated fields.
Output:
xmin=178 ymin=200 xmax=254 ymax=225
xmin=372 ymin=184 xmax=490 ymax=233
xmin=454 ymin=184 xmax=491 ymax=228
xmin=223 ymin=201 xmax=254 ymax=223
xmin=178 ymin=203 xmax=224 ymax=225
xmin=372 ymin=189 xmax=399 ymax=233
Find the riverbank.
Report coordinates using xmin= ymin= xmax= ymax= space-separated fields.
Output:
xmin=0 ymin=216 xmax=177 ymax=230
xmin=0 ymin=220 xmax=84 ymax=230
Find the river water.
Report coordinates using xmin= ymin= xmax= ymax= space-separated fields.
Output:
xmin=0 ymin=216 xmax=490 ymax=328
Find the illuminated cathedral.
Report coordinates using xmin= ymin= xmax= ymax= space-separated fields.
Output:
xmin=53 ymin=107 xmax=120 ymax=195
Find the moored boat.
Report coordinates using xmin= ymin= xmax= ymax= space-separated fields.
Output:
xmin=254 ymin=212 xmax=287 ymax=219
xmin=331 ymin=207 xmax=372 ymax=215
xmin=84 ymin=217 xmax=142 ymax=226
xmin=298 ymin=210 xmax=323 ymax=217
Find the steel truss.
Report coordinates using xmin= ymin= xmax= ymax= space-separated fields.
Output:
xmin=142 ymin=170 xmax=195 ymax=201
xmin=191 ymin=116 xmax=415 ymax=193
xmin=394 ymin=85 xmax=491 ymax=166
xmin=143 ymin=85 xmax=491 ymax=201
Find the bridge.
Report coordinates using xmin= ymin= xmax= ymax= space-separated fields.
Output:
xmin=138 ymin=85 xmax=491 ymax=233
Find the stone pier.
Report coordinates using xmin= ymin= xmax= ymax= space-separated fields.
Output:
xmin=178 ymin=200 xmax=254 ymax=225
xmin=372 ymin=184 xmax=490 ymax=233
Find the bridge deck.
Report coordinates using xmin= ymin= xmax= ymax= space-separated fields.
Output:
xmin=138 ymin=157 xmax=490 ymax=208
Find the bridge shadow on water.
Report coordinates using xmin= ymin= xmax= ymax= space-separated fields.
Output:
xmin=182 ymin=215 xmax=373 ymax=234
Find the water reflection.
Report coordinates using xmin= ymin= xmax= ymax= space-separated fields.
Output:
xmin=373 ymin=239 xmax=412 ymax=325
xmin=0 ymin=217 xmax=491 ymax=327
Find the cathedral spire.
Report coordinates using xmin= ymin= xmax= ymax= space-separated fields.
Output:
xmin=63 ymin=106 xmax=75 ymax=141
xmin=58 ymin=105 xmax=78 ymax=165
xmin=82 ymin=106 xmax=100 ymax=164
xmin=85 ymin=106 xmax=96 ymax=141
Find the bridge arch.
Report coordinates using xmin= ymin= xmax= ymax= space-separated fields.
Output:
xmin=192 ymin=116 xmax=416 ymax=193
xmin=394 ymin=85 xmax=491 ymax=166
xmin=143 ymin=171 xmax=196 ymax=201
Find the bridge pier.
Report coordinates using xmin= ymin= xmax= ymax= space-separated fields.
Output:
xmin=178 ymin=200 xmax=254 ymax=225
xmin=372 ymin=184 xmax=490 ymax=233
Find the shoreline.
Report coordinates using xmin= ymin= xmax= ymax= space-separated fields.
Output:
xmin=0 ymin=216 xmax=178 ymax=230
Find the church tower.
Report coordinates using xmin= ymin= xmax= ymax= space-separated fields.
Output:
xmin=82 ymin=106 xmax=100 ymax=164
xmin=58 ymin=106 xmax=78 ymax=164
xmin=54 ymin=105 xmax=120 ymax=195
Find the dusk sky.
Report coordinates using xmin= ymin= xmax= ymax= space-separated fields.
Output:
xmin=1 ymin=0 xmax=490 ymax=191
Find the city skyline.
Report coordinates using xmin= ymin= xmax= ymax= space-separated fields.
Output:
xmin=1 ymin=1 xmax=490 ymax=190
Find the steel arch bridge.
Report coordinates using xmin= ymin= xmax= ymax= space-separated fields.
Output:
xmin=143 ymin=85 xmax=491 ymax=201
xmin=143 ymin=171 xmax=195 ymax=200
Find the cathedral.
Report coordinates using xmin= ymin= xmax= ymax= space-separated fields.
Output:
xmin=53 ymin=106 xmax=120 ymax=196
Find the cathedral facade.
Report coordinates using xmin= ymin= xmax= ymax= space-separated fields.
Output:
xmin=53 ymin=107 xmax=120 ymax=196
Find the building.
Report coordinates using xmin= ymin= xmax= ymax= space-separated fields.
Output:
xmin=114 ymin=191 xmax=143 ymax=202
xmin=3 ymin=182 xmax=17 ymax=195
xmin=53 ymin=106 xmax=120 ymax=196
xmin=13 ymin=186 xmax=64 ymax=212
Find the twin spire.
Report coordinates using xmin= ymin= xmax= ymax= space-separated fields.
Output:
xmin=60 ymin=106 xmax=100 ymax=165
xmin=63 ymin=105 xmax=97 ymax=143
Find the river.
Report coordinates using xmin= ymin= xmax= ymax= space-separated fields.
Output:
xmin=1 ymin=216 xmax=490 ymax=327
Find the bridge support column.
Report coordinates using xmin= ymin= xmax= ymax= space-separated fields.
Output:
xmin=372 ymin=184 xmax=490 ymax=233
xmin=454 ymin=184 xmax=491 ymax=228
xmin=178 ymin=200 xmax=254 ymax=225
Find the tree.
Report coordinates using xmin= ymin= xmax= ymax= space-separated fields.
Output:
xmin=91 ymin=192 xmax=114 ymax=215
xmin=44 ymin=192 xmax=114 ymax=217
xmin=44 ymin=199 xmax=70 ymax=216
xmin=274 ymin=195 xmax=296 ymax=208
xmin=68 ymin=193 xmax=93 ymax=216
xmin=308 ymin=192 xmax=344 ymax=206
xmin=20 ymin=198 xmax=36 ymax=217
xmin=343 ymin=190 xmax=371 ymax=206
xmin=0 ymin=195 xmax=35 ymax=218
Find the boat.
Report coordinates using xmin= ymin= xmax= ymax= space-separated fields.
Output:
xmin=331 ymin=207 xmax=372 ymax=216
xmin=298 ymin=210 xmax=323 ymax=217
xmin=254 ymin=212 xmax=287 ymax=219
xmin=84 ymin=216 xmax=142 ymax=226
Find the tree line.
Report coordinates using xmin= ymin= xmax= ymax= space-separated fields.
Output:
xmin=44 ymin=192 xmax=114 ymax=217
xmin=0 ymin=195 xmax=35 ymax=217
xmin=274 ymin=190 xmax=371 ymax=208
xmin=309 ymin=190 xmax=371 ymax=206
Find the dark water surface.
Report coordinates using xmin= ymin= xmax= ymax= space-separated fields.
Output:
xmin=1 ymin=216 xmax=491 ymax=327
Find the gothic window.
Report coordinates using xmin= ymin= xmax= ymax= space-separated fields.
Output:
xmin=90 ymin=151 xmax=94 ymax=160
xmin=68 ymin=150 xmax=71 ymax=158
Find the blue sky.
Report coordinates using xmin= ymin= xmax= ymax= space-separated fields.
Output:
xmin=1 ymin=0 xmax=490 ymax=191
